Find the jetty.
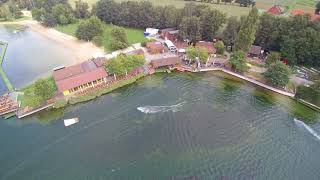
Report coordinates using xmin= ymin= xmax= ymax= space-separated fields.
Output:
xmin=16 ymin=103 xmax=54 ymax=118
xmin=188 ymin=67 xmax=295 ymax=98
xmin=0 ymin=41 xmax=14 ymax=92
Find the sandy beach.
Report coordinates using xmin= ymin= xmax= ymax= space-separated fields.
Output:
xmin=0 ymin=20 xmax=105 ymax=63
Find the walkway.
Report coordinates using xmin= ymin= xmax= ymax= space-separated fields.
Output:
xmin=200 ymin=67 xmax=295 ymax=98
xmin=16 ymin=103 xmax=54 ymax=118
xmin=0 ymin=41 xmax=14 ymax=92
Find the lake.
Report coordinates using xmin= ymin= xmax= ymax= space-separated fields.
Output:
xmin=0 ymin=24 xmax=77 ymax=88
xmin=0 ymin=26 xmax=320 ymax=180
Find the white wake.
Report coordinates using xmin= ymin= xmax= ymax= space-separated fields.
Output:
xmin=137 ymin=102 xmax=185 ymax=114
xmin=294 ymin=118 xmax=320 ymax=141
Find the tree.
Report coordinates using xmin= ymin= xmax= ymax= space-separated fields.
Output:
xmin=110 ymin=26 xmax=129 ymax=50
xmin=123 ymin=55 xmax=146 ymax=72
xmin=42 ymin=12 xmax=57 ymax=27
xmin=186 ymin=46 xmax=209 ymax=64
xmin=255 ymin=13 xmax=278 ymax=50
xmin=31 ymin=7 xmax=45 ymax=21
xmin=214 ymin=41 xmax=225 ymax=55
xmin=34 ymin=78 xmax=56 ymax=101
xmin=263 ymin=61 xmax=291 ymax=87
xmin=52 ymin=3 xmax=74 ymax=25
xmin=74 ymin=0 xmax=89 ymax=19
xmin=234 ymin=7 xmax=259 ymax=52
xmin=105 ymin=56 xmax=126 ymax=77
xmin=75 ymin=16 xmax=103 ymax=41
xmin=266 ymin=52 xmax=281 ymax=66
xmin=222 ymin=16 xmax=241 ymax=47
xmin=0 ymin=4 xmax=13 ymax=20
xmin=179 ymin=16 xmax=202 ymax=44
xmin=316 ymin=1 xmax=320 ymax=14
xmin=229 ymin=50 xmax=249 ymax=73
xmin=8 ymin=0 xmax=22 ymax=18
xmin=200 ymin=8 xmax=226 ymax=41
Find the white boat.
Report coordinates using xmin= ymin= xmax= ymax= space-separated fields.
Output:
xmin=64 ymin=118 xmax=79 ymax=127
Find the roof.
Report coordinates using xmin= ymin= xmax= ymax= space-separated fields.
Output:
xmin=309 ymin=13 xmax=320 ymax=22
xmin=267 ymin=5 xmax=284 ymax=15
xmin=55 ymin=68 xmax=107 ymax=92
xmin=125 ymin=49 xmax=144 ymax=56
xmin=53 ymin=60 xmax=108 ymax=92
xmin=249 ymin=45 xmax=262 ymax=55
xmin=164 ymin=40 xmax=175 ymax=47
xmin=196 ymin=41 xmax=216 ymax=54
xmin=291 ymin=9 xmax=304 ymax=16
xmin=146 ymin=41 xmax=164 ymax=49
xmin=174 ymin=41 xmax=188 ymax=49
xmin=150 ymin=56 xmax=182 ymax=68
xmin=92 ymin=57 xmax=107 ymax=67
xmin=161 ymin=28 xmax=177 ymax=33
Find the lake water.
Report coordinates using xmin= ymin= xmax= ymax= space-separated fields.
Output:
xmin=1 ymin=26 xmax=320 ymax=180
xmin=0 ymin=25 xmax=77 ymax=88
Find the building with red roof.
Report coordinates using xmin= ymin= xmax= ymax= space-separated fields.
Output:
xmin=146 ymin=41 xmax=165 ymax=54
xmin=267 ymin=5 xmax=285 ymax=15
xmin=196 ymin=41 xmax=216 ymax=54
xmin=291 ymin=9 xmax=320 ymax=22
xmin=53 ymin=60 xmax=108 ymax=96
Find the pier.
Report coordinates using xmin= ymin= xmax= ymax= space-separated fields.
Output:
xmin=0 ymin=41 xmax=14 ymax=92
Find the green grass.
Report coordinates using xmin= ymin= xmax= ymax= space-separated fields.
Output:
xmin=55 ymin=22 xmax=146 ymax=52
xmin=18 ymin=77 xmax=56 ymax=108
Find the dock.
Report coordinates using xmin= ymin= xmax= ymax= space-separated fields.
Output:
xmin=0 ymin=41 xmax=14 ymax=92
xmin=16 ymin=103 xmax=54 ymax=118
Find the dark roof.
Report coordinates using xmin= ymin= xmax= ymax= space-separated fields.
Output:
xmin=53 ymin=60 xmax=108 ymax=92
xmin=249 ymin=45 xmax=262 ymax=55
xmin=150 ymin=56 xmax=182 ymax=68
xmin=196 ymin=41 xmax=216 ymax=54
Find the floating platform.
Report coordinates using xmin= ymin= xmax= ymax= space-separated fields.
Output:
xmin=64 ymin=118 xmax=79 ymax=127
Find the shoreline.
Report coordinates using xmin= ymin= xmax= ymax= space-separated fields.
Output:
xmin=0 ymin=20 xmax=105 ymax=64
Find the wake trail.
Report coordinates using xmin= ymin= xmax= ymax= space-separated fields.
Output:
xmin=294 ymin=118 xmax=320 ymax=141
xmin=137 ymin=102 xmax=186 ymax=114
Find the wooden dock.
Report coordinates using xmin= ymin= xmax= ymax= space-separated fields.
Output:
xmin=16 ymin=103 xmax=54 ymax=118
xmin=0 ymin=41 xmax=14 ymax=92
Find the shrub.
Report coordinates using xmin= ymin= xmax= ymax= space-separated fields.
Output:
xmin=92 ymin=36 xmax=103 ymax=46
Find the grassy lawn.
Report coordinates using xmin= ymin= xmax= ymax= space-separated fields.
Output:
xmin=55 ymin=22 xmax=146 ymax=52
xmin=18 ymin=77 xmax=57 ymax=108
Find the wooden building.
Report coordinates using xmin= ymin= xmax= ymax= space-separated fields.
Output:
xmin=53 ymin=60 xmax=108 ymax=96
xmin=150 ymin=56 xmax=182 ymax=69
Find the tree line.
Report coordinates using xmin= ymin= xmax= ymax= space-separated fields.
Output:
xmin=95 ymin=0 xmax=227 ymax=42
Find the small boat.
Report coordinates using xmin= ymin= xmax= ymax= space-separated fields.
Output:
xmin=64 ymin=118 xmax=79 ymax=127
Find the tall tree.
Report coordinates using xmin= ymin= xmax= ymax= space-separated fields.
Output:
xmin=110 ymin=26 xmax=129 ymax=50
xmin=186 ymin=46 xmax=209 ymax=64
xmin=52 ymin=3 xmax=74 ymax=25
xmin=75 ymin=16 xmax=103 ymax=41
xmin=179 ymin=16 xmax=202 ymax=44
xmin=263 ymin=61 xmax=291 ymax=87
xmin=265 ymin=52 xmax=281 ymax=66
xmin=316 ymin=1 xmax=320 ymax=14
xmin=74 ymin=0 xmax=89 ymax=19
xmin=200 ymin=8 xmax=226 ymax=41
xmin=229 ymin=50 xmax=248 ymax=73
xmin=222 ymin=16 xmax=241 ymax=47
xmin=234 ymin=7 xmax=259 ymax=52
xmin=255 ymin=13 xmax=278 ymax=50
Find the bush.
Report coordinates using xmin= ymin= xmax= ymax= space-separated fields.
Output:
xmin=263 ymin=61 xmax=291 ymax=87
xmin=53 ymin=99 xmax=68 ymax=108
xmin=214 ymin=41 xmax=225 ymax=55
xmin=75 ymin=16 xmax=103 ymax=41
xmin=92 ymin=36 xmax=103 ymax=46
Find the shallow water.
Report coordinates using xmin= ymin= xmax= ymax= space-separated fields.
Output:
xmin=0 ymin=72 xmax=320 ymax=180
xmin=0 ymin=25 xmax=76 ymax=88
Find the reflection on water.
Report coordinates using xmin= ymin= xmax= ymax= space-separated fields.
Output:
xmin=0 ymin=72 xmax=320 ymax=179
xmin=0 ymin=25 xmax=77 ymax=88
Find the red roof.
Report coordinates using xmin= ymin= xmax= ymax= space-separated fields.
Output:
xmin=309 ymin=13 xmax=320 ymax=22
xmin=174 ymin=41 xmax=188 ymax=49
xmin=196 ymin=41 xmax=216 ymax=54
xmin=53 ymin=60 xmax=108 ymax=92
xmin=267 ymin=5 xmax=284 ymax=15
xmin=291 ymin=9 xmax=304 ymax=16
xmin=125 ymin=49 xmax=144 ymax=56
xmin=150 ymin=56 xmax=182 ymax=68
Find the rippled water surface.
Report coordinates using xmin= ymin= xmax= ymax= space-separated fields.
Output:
xmin=0 ymin=25 xmax=76 ymax=88
xmin=1 ymin=72 xmax=320 ymax=180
